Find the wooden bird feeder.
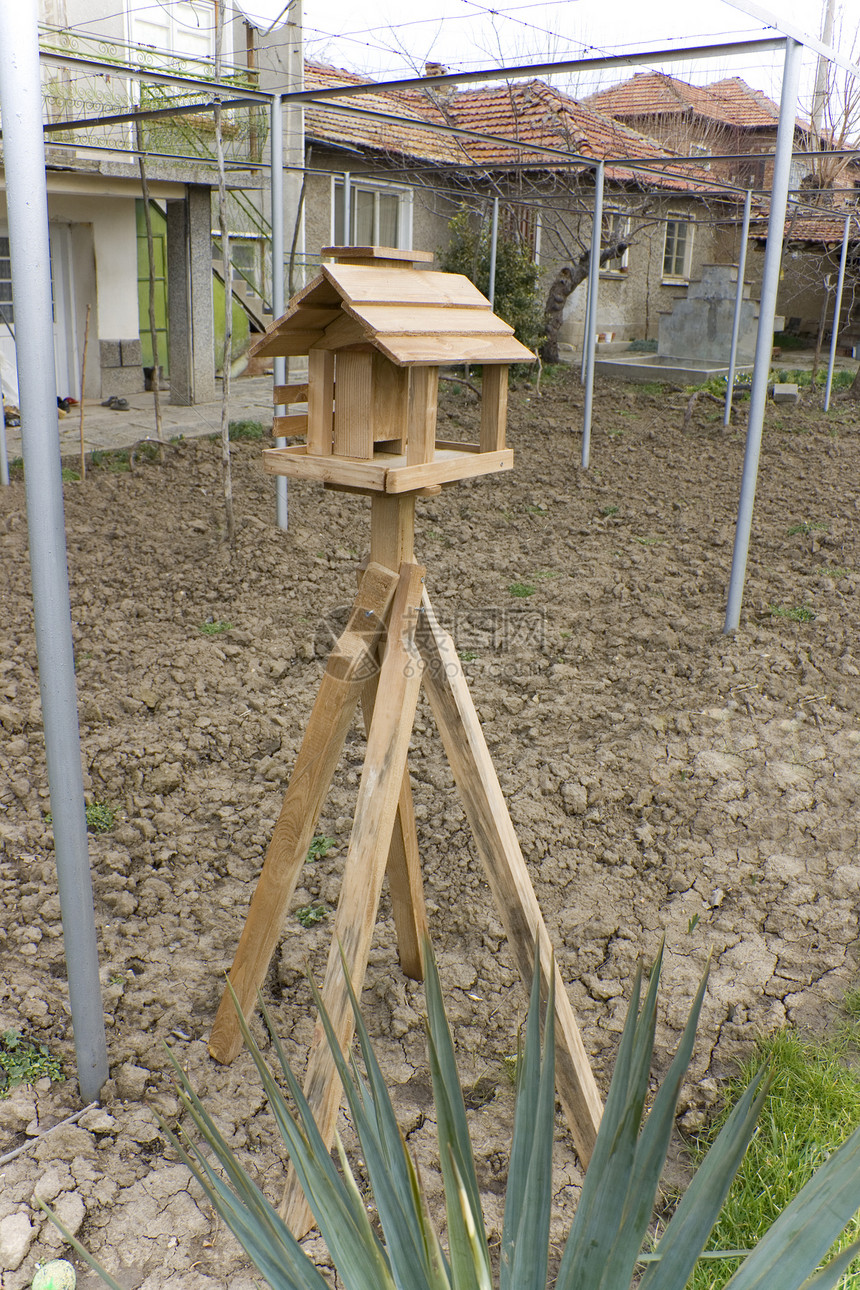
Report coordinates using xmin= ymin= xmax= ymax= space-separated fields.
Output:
xmin=211 ymin=247 xmax=603 ymax=1237
xmin=250 ymin=245 xmax=533 ymax=495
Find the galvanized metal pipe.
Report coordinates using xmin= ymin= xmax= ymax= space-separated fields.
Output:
xmin=824 ymin=213 xmax=851 ymax=412
xmin=488 ymin=196 xmax=499 ymax=307
xmin=270 ymin=94 xmax=288 ymax=530
xmin=724 ymin=37 xmax=803 ymax=633
xmin=0 ymin=4 xmax=108 ymax=1102
xmin=0 ymin=402 xmax=8 ymax=486
xmin=723 ymin=189 xmax=752 ymax=428
xmin=581 ymin=162 xmax=604 ymax=470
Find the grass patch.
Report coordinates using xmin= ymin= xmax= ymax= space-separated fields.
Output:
xmin=61 ymin=467 xmax=80 ymax=482
xmin=822 ymin=566 xmax=849 ymax=579
xmin=508 ymin=582 xmax=535 ymax=598
xmin=686 ymin=1028 xmax=860 ymax=1290
xmin=458 ymin=650 xmax=478 ymax=662
xmin=306 ymin=835 xmax=335 ymax=863
xmin=600 ymin=505 xmax=620 ymax=516
xmin=0 ymin=1030 xmax=64 ymax=1095
xmin=91 ymin=448 xmax=131 ymax=473
xmin=229 ymin=419 xmax=266 ymax=441
xmin=769 ymin=603 xmax=816 ymax=623
xmin=639 ymin=380 xmax=668 ymax=395
xmin=787 ymin=521 xmax=829 ymax=537
xmin=295 ymin=903 xmax=329 ymax=928
xmin=85 ymin=801 xmax=115 ymax=833
xmin=198 ymin=620 xmax=233 ymax=636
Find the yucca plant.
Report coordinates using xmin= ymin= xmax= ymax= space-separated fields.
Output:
xmin=45 ymin=939 xmax=860 ymax=1290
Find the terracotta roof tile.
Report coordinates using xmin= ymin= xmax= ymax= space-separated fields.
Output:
xmin=303 ymin=64 xmax=705 ymax=192
xmin=586 ymin=71 xmax=793 ymax=131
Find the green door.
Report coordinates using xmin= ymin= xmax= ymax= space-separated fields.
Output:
xmin=136 ymin=200 xmax=169 ymax=375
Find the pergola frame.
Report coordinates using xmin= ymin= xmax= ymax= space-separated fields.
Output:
xmin=0 ymin=3 xmax=855 ymax=1104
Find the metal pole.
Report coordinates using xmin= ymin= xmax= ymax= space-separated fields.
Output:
xmin=724 ymin=37 xmax=803 ymax=633
xmin=582 ymin=162 xmax=604 ymax=470
xmin=579 ymin=251 xmax=593 ymax=384
xmin=824 ymin=213 xmax=851 ymax=412
xmin=0 ymin=398 xmax=8 ymax=485
xmin=271 ymin=94 xmax=288 ymax=531
xmin=488 ymin=196 xmax=499 ymax=307
xmin=724 ymin=189 xmax=752 ymax=428
xmin=0 ymin=4 xmax=108 ymax=1102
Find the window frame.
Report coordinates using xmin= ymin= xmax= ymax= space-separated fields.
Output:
xmin=331 ymin=178 xmax=414 ymax=250
xmin=600 ymin=213 xmax=630 ymax=277
xmin=662 ymin=215 xmax=694 ymax=282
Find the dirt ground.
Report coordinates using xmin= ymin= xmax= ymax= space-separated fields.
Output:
xmin=1 ymin=370 xmax=859 ymax=1288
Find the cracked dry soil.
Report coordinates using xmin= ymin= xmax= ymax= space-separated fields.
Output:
xmin=1 ymin=371 xmax=859 ymax=1288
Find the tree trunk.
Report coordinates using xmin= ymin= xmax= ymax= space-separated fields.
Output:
xmin=540 ymin=242 xmax=629 ymax=363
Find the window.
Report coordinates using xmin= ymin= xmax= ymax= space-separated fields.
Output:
xmin=333 ymin=180 xmax=412 ymax=249
xmin=663 ymin=217 xmax=693 ymax=280
xmin=128 ymin=1 xmax=226 ymax=68
xmin=601 ymin=213 xmax=630 ymax=274
xmin=0 ymin=237 xmax=13 ymax=328
xmin=501 ymin=203 xmax=541 ymax=260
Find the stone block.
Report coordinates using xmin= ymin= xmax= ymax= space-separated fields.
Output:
xmin=772 ymin=383 xmax=799 ymax=404
xmin=99 ymin=339 xmax=121 ymax=368
xmin=120 ymin=338 xmax=143 ymax=367
xmin=101 ymin=366 xmax=144 ymax=398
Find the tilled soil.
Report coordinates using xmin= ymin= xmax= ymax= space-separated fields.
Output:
xmin=1 ymin=371 xmax=859 ymax=1288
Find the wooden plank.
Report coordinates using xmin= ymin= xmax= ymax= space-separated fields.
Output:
xmin=306 ymin=350 xmax=334 ymax=456
xmin=208 ymin=562 xmax=400 ymax=1066
xmin=360 ymin=679 xmax=427 ymax=982
xmin=416 ymin=591 xmax=603 ymax=1167
xmin=328 ymin=265 xmax=487 ymax=307
xmin=385 ymin=447 xmax=514 ymax=493
xmin=323 ymin=245 xmax=434 ymax=263
xmin=372 ymin=353 xmax=409 ymax=449
xmin=273 ymin=414 xmax=309 ymax=437
xmin=251 ymin=329 xmax=325 ymax=358
xmin=406 ymin=366 xmax=439 ymax=466
xmin=288 ymin=307 xmax=341 ymax=330
xmin=375 ymin=334 xmax=535 ymax=366
xmin=479 ymin=364 xmax=509 ymax=453
xmin=262 ymin=446 xmax=387 ymax=490
xmin=347 ymin=304 xmax=505 ymax=336
xmin=273 ymin=383 xmax=309 ymax=405
xmin=281 ymin=562 xmax=426 ymax=1236
xmin=333 ymin=351 xmax=374 ymax=458
xmin=311 ymin=315 xmax=370 ymax=351
xmin=370 ymin=493 xmax=415 ymax=566
xmin=366 ymin=494 xmax=425 ymax=976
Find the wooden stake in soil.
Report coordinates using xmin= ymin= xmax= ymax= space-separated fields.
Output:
xmin=78 ymin=302 xmax=90 ymax=481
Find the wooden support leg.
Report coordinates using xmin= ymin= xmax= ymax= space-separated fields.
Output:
xmin=417 ymin=590 xmax=603 ymax=1166
xmin=360 ymin=679 xmax=427 ymax=980
xmin=281 ymin=562 xmax=426 ymax=1235
xmin=208 ymin=562 xmax=400 ymax=1065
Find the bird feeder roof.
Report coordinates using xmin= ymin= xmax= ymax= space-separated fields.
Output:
xmin=250 ymin=247 xmax=534 ymax=366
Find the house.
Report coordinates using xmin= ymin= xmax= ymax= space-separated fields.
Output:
xmin=1 ymin=1 xmax=302 ymax=408
xmin=298 ymin=66 xmax=735 ymax=357
xmin=585 ymin=71 xmax=814 ymax=190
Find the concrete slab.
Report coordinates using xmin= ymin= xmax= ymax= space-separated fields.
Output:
xmin=2 ymin=375 xmax=278 ymax=462
xmin=594 ymin=354 xmax=754 ymax=384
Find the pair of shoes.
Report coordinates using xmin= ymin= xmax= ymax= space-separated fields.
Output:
xmin=100 ymin=395 xmax=130 ymax=411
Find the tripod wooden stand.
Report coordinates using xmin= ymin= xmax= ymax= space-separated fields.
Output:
xmin=208 ymin=247 xmax=603 ymax=1234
